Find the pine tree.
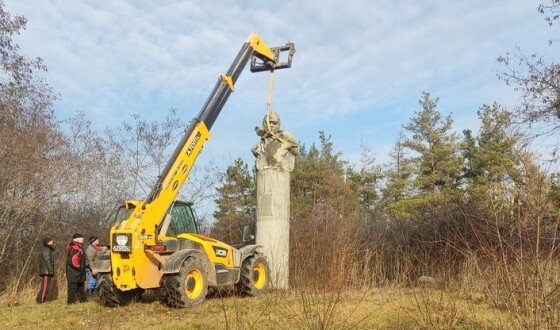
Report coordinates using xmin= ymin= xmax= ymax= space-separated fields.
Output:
xmin=289 ymin=132 xmax=360 ymax=287
xmin=291 ymin=131 xmax=356 ymax=221
xmin=346 ymin=145 xmax=381 ymax=222
xmin=390 ymin=91 xmax=462 ymax=220
xmin=461 ymin=103 xmax=522 ymax=213
xmin=381 ymin=131 xmax=415 ymax=220
xmin=211 ymin=158 xmax=255 ymax=244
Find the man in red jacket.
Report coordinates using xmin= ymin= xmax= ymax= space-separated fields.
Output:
xmin=66 ymin=233 xmax=87 ymax=304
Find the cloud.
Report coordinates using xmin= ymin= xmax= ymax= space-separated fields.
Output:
xmin=4 ymin=0 xmax=558 ymax=167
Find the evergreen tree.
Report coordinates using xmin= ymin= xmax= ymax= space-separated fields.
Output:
xmin=211 ymin=158 xmax=255 ymax=244
xmin=346 ymin=145 xmax=381 ymax=222
xmin=461 ymin=129 xmax=478 ymax=181
xmin=461 ymin=103 xmax=521 ymax=210
xmin=381 ymin=131 xmax=415 ymax=220
xmin=291 ymin=131 xmax=357 ymax=221
xmin=389 ymin=91 xmax=462 ymax=220
xmin=289 ymin=131 xmax=361 ymax=287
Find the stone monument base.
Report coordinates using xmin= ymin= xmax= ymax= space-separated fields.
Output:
xmin=255 ymin=169 xmax=290 ymax=289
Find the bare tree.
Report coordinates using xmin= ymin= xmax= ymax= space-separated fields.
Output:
xmin=104 ymin=108 xmax=221 ymax=226
xmin=0 ymin=0 xmax=69 ymax=294
xmin=497 ymin=1 xmax=560 ymax=137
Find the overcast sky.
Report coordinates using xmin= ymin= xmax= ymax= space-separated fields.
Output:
xmin=4 ymin=0 xmax=558 ymax=170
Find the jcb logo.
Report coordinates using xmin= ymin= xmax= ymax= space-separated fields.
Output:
xmin=213 ymin=247 xmax=228 ymax=258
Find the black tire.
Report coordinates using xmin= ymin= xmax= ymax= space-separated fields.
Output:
xmin=163 ymin=256 xmax=208 ymax=308
xmin=236 ymin=254 xmax=269 ymax=297
xmin=98 ymin=274 xmax=141 ymax=306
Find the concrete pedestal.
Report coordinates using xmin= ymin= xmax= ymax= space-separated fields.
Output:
xmin=252 ymin=110 xmax=298 ymax=290
xmin=255 ymin=169 xmax=291 ymax=289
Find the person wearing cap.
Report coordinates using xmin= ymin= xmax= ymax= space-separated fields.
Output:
xmin=36 ymin=236 xmax=55 ymax=303
xmin=65 ymin=233 xmax=87 ymax=304
xmin=85 ymin=235 xmax=102 ymax=296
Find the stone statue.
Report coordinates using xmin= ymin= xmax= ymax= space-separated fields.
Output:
xmin=252 ymin=110 xmax=298 ymax=172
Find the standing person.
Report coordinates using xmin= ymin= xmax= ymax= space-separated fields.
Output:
xmin=66 ymin=233 xmax=87 ymax=304
xmin=36 ymin=236 xmax=55 ymax=303
xmin=85 ymin=235 xmax=101 ymax=296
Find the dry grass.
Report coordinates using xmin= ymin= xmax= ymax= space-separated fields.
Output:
xmin=0 ymin=286 xmax=508 ymax=330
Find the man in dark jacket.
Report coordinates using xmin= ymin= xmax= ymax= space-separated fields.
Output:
xmin=66 ymin=233 xmax=87 ymax=304
xmin=36 ymin=236 xmax=55 ymax=303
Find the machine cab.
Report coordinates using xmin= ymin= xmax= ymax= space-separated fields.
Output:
xmin=159 ymin=201 xmax=199 ymax=236
xmin=113 ymin=200 xmax=199 ymax=236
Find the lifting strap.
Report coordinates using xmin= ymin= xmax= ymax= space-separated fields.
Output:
xmin=266 ymin=71 xmax=274 ymax=113
xmin=263 ymin=71 xmax=298 ymax=148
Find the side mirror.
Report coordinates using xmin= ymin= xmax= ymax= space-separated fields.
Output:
xmin=242 ymin=225 xmax=255 ymax=243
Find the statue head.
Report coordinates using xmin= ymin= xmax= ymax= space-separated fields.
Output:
xmin=255 ymin=110 xmax=282 ymax=137
xmin=263 ymin=110 xmax=281 ymax=134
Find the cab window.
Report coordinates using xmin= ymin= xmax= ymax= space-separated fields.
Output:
xmin=166 ymin=203 xmax=198 ymax=236
xmin=114 ymin=206 xmax=134 ymax=227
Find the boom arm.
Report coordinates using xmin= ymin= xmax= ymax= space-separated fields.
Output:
xmin=119 ymin=34 xmax=295 ymax=244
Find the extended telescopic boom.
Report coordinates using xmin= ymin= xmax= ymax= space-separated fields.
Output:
xmin=145 ymin=34 xmax=295 ymax=207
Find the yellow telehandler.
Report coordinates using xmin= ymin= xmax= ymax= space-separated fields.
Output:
xmin=94 ymin=34 xmax=295 ymax=307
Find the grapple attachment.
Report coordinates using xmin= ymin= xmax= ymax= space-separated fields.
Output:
xmin=251 ymin=43 xmax=295 ymax=72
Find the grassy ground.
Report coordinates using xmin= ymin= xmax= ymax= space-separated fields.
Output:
xmin=0 ymin=288 xmax=509 ymax=329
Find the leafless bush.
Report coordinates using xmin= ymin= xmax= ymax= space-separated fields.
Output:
xmin=290 ymin=201 xmax=364 ymax=291
xmin=456 ymin=205 xmax=560 ymax=328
